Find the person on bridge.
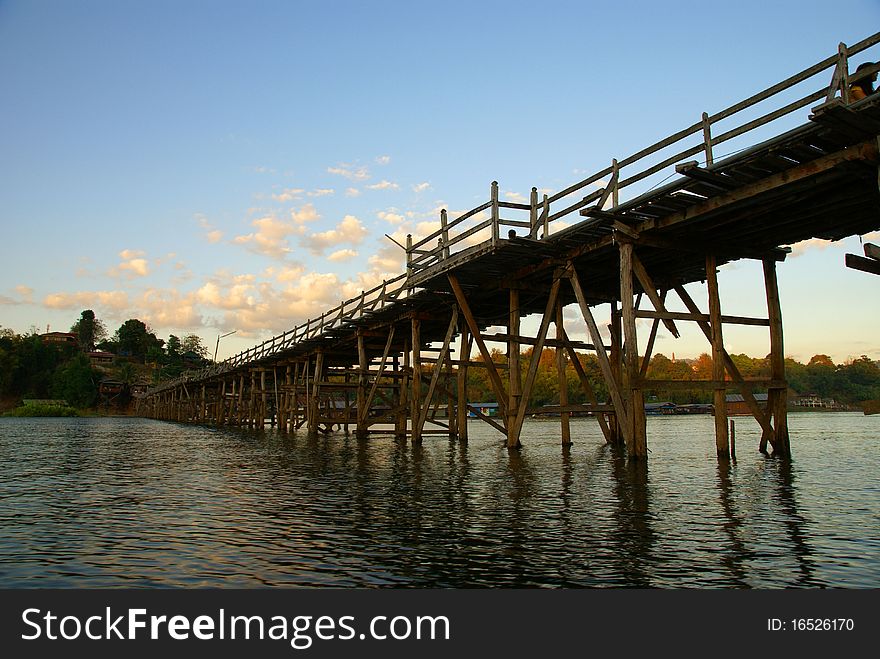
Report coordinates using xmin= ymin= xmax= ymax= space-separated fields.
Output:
xmin=849 ymin=62 xmax=877 ymax=101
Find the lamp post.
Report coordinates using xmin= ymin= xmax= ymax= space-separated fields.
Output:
xmin=214 ymin=330 xmax=237 ymax=362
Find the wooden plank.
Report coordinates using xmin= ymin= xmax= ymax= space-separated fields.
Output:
xmin=620 ymin=243 xmax=647 ymax=457
xmin=865 ymin=243 xmax=880 ymax=260
xmin=846 ymin=253 xmax=880 ymax=275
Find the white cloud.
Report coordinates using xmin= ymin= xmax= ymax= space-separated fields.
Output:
xmin=301 ymin=215 xmax=369 ymax=255
xmin=233 ymin=216 xmax=299 ymax=259
xmin=272 ymin=187 xmax=304 ymax=202
xmin=196 ymin=215 xmax=224 ymax=243
xmin=110 ymin=249 xmax=150 ymax=278
xmin=789 ymin=238 xmax=834 ymax=258
xmin=375 ymin=155 xmax=391 ymax=165
xmin=291 ymin=203 xmax=321 ymax=225
xmin=345 ymin=187 xmax=361 ymax=197
xmin=327 ymin=163 xmax=370 ymax=181
xmin=504 ymin=191 xmax=527 ymax=204
xmin=412 ymin=182 xmax=431 ymax=193
xmin=327 ymin=249 xmax=358 ymax=262
xmin=15 ymin=285 xmax=33 ymax=303
xmin=308 ymin=188 xmax=335 ymax=197
xmin=43 ymin=290 xmax=130 ymax=312
xmin=365 ymin=180 xmax=399 ymax=191
xmin=377 ymin=210 xmax=406 ymax=225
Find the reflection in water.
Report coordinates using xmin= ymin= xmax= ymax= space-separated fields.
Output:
xmin=0 ymin=414 xmax=878 ymax=587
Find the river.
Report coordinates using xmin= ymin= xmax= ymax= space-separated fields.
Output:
xmin=0 ymin=412 xmax=877 ymax=588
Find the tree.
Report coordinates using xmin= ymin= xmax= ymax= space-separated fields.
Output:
xmin=166 ymin=335 xmax=182 ymax=361
xmin=182 ymin=334 xmax=209 ymax=360
xmin=50 ymin=354 xmax=98 ymax=408
xmin=70 ymin=309 xmax=107 ymax=352
xmin=114 ymin=319 xmax=163 ymax=360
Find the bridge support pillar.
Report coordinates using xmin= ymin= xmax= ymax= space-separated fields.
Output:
xmin=762 ymin=257 xmax=790 ymax=457
xmin=706 ymin=254 xmax=730 ymax=459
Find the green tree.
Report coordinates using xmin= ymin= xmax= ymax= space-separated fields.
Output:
xmin=70 ymin=309 xmax=107 ymax=352
xmin=182 ymin=334 xmax=209 ymax=360
xmin=50 ymin=354 xmax=98 ymax=408
xmin=114 ymin=319 xmax=163 ymax=361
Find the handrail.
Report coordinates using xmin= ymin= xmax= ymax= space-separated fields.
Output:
xmin=405 ymin=32 xmax=880 ymax=271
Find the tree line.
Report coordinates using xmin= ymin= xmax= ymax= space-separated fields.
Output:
xmin=0 ymin=310 xmax=209 ymax=410
xmin=463 ymin=349 xmax=880 ymax=409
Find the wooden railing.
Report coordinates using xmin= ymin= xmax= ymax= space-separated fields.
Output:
xmin=406 ymin=33 xmax=880 ymax=274
xmin=146 ymin=34 xmax=880 ymax=395
xmin=150 ymin=272 xmax=409 ymax=392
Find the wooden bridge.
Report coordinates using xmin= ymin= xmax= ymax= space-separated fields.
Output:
xmin=138 ymin=34 xmax=880 ymax=460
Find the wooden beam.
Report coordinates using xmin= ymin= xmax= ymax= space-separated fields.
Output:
xmin=763 ymin=258 xmax=790 ymax=457
xmin=562 ymin=330 xmax=614 ymax=443
xmin=631 ymin=252 xmax=680 ymax=338
xmin=865 ymin=243 xmax=880 ymax=260
xmin=620 ymin=243 xmax=647 ymax=457
xmin=556 ymin=300 xmax=571 ymax=446
xmin=448 ymin=274 xmax=508 ymax=420
xmin=511 ymin=277 xmax=561 ymax=446
xmin=846 ymin=253 xmax=880 ymax=275
xmin=633 ymin=310 xmax=771 ymax=326
xmin=675 ymin=161 xmax=739 ymax=190
xmin=706 ymin=254 xmax=729 ymax=458
xmin=415 ymin=309 xmax=458 ymax=438
xmin=361 ymin=325 xmax=395 ymax=426
xmin=652 ymin=139 xmax=879 ymax=231
xmin=567 ymin=265 xmax=633 ymax=447
xmin=674 ymin=284 xmax=773 ymax=434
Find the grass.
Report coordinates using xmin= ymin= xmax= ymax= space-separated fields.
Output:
xmin=3 ymin=402 xmax=81 ymax=417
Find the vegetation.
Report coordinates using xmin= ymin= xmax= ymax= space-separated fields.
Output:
xmin=0 ymin=311 xmax=210 ymax=414
xmin=464 ymin=348 xmax=880 ymax=409
xmin=3 ymin=402 xmax=80 ymax=417
xmin=1 ymin=310 xmax=878 ymax=414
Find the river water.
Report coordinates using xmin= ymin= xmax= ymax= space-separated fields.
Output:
xmin=0 ymin=413 xmax=877 ymax=588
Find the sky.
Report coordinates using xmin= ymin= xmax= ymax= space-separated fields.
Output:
xmin=1 ymin=0 xmax=879 ymax=363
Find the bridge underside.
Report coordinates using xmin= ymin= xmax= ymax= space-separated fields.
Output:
xmin=139 ymin=96 xmax=880 ymax=460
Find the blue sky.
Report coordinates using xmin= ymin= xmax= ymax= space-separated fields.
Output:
xmin=1 ymin=0 xmax=878 ymax=362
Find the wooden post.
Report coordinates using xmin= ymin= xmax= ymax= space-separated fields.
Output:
xmin=620 ymin=242 xmax=647 ymax=458
xmin=396 ymin=348 xmax=408 ymax=439
xmin=763 ymin=257 xmax=790 ymax=457
xmin=702 ymin=112 xmax=714 ymax=166
xmin=490 ymin=181 xmax=500 ymax=246
xmin=406 ymin=234 xmax=413 ymax=279
xmin=542 ymin=194 xmax=549 ymax=238
xmin=411 ymin=319 xmax=422 ymax=444
xmin=529 ymin=187 xmax=538 ymax=237
xmin=508 ymin=288 xmax=521 ymax=445
xmin=608 ymin=301 xmax=622 ymax=445
xmin=440 ymin=209 xmax=450 ymax=259
xmin=260 ymin=369 xmax=267 ymax=429
xmin=457 ymin=324 xmax=470 ymax=442
xmin=357 ymin=330 xmax=368 ymax=438
xmin=729 ymin=419 xmax=736 ymax=461
xmin=556 ymin=300 xmax=571 ymax=446
xmin=308 ymin=352 xmax=324 ymax=434
xmin=706 ymin=254 xmax=730 ymax=459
